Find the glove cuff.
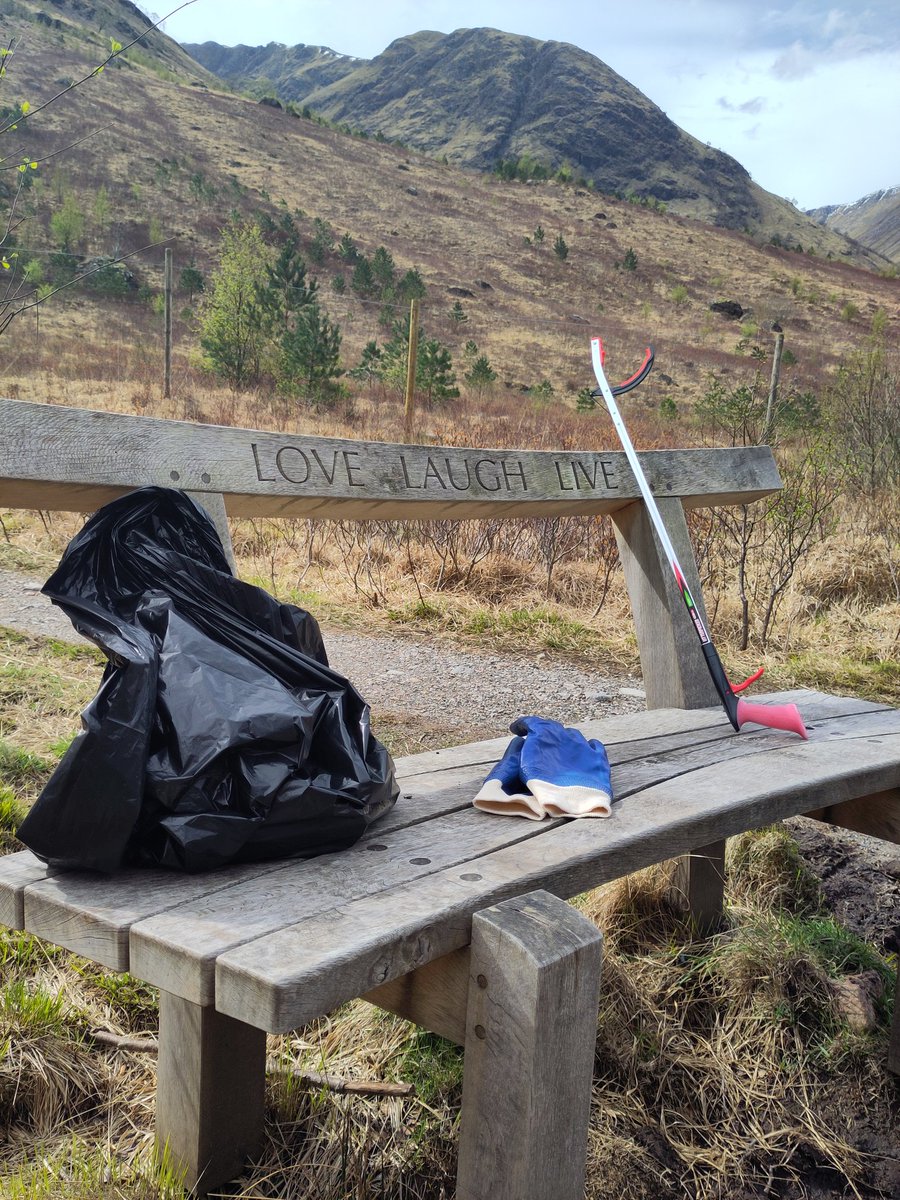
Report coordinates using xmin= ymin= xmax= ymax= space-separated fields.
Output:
xmin=526 ymin=779 xmax=612 ymax=818
xmin=473 ymin=778 xmax=546 ymax=821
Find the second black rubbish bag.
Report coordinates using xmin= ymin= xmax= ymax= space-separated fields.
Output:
xmin=17 ymin=486 xmax=399 ymax=873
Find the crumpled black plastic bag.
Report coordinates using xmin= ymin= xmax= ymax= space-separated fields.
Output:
xmin=17 ymin=487 xmax=398 ymax=873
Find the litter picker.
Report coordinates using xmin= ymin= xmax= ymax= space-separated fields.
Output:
xmin=591 ymin=336 xmax=807 ymax=738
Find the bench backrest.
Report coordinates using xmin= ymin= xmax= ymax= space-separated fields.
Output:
xmin=0 ymin=397 xmax=782 ymax=711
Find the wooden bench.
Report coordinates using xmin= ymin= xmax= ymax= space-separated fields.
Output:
xmin=0 ymin=398 xmax=898 ymax=1198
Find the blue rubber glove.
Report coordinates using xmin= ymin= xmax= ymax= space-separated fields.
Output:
xmin=472 ymin=734 xmax=547 ymax=820
xmin=473 ymin=718 xmax=612 ymax=820
xmin=514 ymin=716 xmax=612 ymax=818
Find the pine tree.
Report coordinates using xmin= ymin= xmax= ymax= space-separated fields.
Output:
xmin=464 ymin=354 xmax=497 ymax=392
xmin=337 ymin=232 xmax=360 ymax=263
xmin=371 ymin=245 xmax=396 ymax=294
xmin=179 ymin=262 xmax=205 ymax=302
xmin=351 ymin=256 xmax=377 ymax=298
xmin=418 ymin=337 xmax=459 ymax=404
xmin=262 ymin=240 xmax=317 ymax=333
xmin=348 ymin=339 xmax=384 ymax=381
xmin=278 ymin=302 xmax=343 ymax=400
xmin=380 ymin=317 xmax=458 ymax=405
xmin=397 ymin=267 xmax=426 ymax=303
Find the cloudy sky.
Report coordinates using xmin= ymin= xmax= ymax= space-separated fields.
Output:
xmin=162 ymin=1 xmax=900 ymax=211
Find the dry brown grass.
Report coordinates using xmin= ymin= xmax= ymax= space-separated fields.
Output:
xmin=8 ymin=6 xmax=900 ymax=412
xmin=1 ymin=825 xmax=895 ymax=1200
xmin=1 ymin=15 xmax=898 ymax=1199
xmin=577 ymin=838 xmax=898 ymax=1200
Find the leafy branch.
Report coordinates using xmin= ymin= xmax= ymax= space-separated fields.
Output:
xmin=0 ymin=0 xmax=198 ymax=139
xmin=0 ymin=0 xmax=197 ymax=332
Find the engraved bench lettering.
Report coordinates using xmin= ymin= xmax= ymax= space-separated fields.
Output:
xmin=252 ymin=443 xmax=365 ymax=489
xmin=554 ymin=457 xmax=618 ymax=492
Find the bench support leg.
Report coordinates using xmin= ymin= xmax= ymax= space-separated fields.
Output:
xmin=456 ymin=890 xmax=603 ymax=1200
xmin=612 ymin=497 xmax=720 ymax=711
xmin=156 ymin=990 xmax=267 ymax=1195
xmin=669 ymin=839 xmax=727 ymax=935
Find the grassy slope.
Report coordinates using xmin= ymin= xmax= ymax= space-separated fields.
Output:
xmin=6 ymin=0 xmax=897 ymax=404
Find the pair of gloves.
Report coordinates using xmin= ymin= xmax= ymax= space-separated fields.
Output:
xmin=473 ymin=716 xmax=612 ymax=821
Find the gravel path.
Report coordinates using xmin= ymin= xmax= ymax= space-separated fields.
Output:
xmin=0 ymin=568 xmax=646 ymax=739
xmin=2 ymin=567 xmax=898 ymax=949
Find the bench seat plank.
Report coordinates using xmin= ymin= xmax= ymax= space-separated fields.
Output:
xmin=9 ymin=746 xmax=564 ymax=967
xmin=0 ymin=706 xmax=768 ymax=962
xmin=0 ymin=850 xmax=57 ymax=929
xmin=392 ymin=688 xmax=882 ymax=782
xmin=41 ymin=692 xmax=884 ymax=995
xmin=124 ymin=699 xmax=900 ymax=1000
xmin=2 ymin=693 xmax=894 ymax=984
xmin=129 ymin=808 xmax=547 ymax=1004
xmin=213 ymin=705 xmax=900 ymax=1031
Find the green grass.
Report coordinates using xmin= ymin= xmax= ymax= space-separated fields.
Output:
xmin=397 ymin=1030 xmax=463 ymax=1107
xmin=0 ymin=1140 xmax=188 ymax=1200
xmin=0 ymin=627 xmax=101 ymax=764
xmin=786 ymin=651 xmax=900 ymax=704
xmin=0 ymin=977 xmax=66 ymax=1036
xmin=0 ymin=743 xmax=57 ymax=804
xmin=385 ymin=599 xmax=617 ymax=659
xmin=71 ymin=963 xmax=159 ymax=1033
xmin=0 ymin=784 xmax=27 ymax=852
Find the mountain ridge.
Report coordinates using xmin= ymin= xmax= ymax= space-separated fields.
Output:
xmin=183 ymin=27 xmax=889 ymax=264
xmin=5 ymin=0 xmax=896 ymax=407
xmin=807 ymin=186 xmax=900 ymax=262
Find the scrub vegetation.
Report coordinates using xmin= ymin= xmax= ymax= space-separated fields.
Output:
xmin=0 ymin=2 xmax=897 ymax=1195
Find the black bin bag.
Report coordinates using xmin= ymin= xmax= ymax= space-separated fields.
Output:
xmin=17 ymin=487 xmax=399 ymax=873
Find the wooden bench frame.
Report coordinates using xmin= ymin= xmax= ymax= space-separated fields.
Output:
xmin=0 ymin=398 xmax=897 ymax=1198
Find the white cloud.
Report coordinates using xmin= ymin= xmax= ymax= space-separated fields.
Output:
xmin=717 ymin=96 xmax=767 ymax=115
xmin=163 ymin=0 xmax=900 ymax=208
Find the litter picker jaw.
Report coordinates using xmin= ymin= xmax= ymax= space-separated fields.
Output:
xmin=590 ymin=336 xmax=807 ymax=739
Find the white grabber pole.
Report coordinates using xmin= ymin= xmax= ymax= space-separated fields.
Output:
xmin=591 ymin=336 xmax=807 ymax=738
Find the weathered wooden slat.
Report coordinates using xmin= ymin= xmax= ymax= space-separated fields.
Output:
xmin=0 ymin=398 xmax=780 ymax=519
xmin=20 ymin=858 xmax=283 ymax=971
xmin=129 ymin=808 xmax=545 ymax=1005
xmin=364 ymin=946 xmax=471 ymax=1045
xmin=388 ymin=705 xmax=732 ymax=781
xmin=156 ymin=990 xmax=266 ymax=1194
xmin=455 ymin=892 xmax=603 ymax=1200
xmin=8 ymin=694 xmax=889 ymax=980
xmin=610 ymin=703 xmax=900 ymax=799
xmin=807 ymin=788 xmax=900 ymax=846
xmin=390 ymin=690 xmax=884 ymax=782
xmin=124 ymin=699 xmax=896 ymax=1002
xmin=12 ymin=769 xmax=516 ymax=969
xmin=214 ymin=720 xmax=900 ymax=1031
xmin=0 ymin=851 xmax=56 ymax=929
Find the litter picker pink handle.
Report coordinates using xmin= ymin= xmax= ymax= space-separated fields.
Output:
xmin=736 ymin=698 xmax=808 ymax=739
xmin=591 ymin=335 xmax=807 ymax=739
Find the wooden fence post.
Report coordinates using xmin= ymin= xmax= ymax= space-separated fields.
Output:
xmin=164 ymin=247 xmax=173 ymax=400
xmin=403 ymin=297 xmax=420 ymax=442
xmin=762 ymin=328 xmax=784 ymax=444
